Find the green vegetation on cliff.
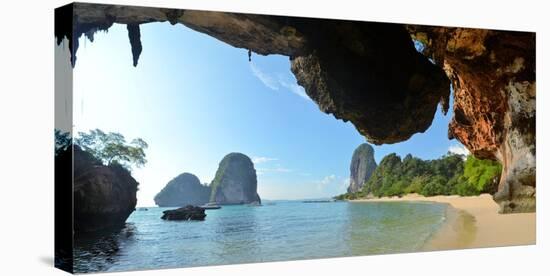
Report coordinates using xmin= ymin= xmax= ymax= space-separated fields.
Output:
xmin=335 ymin=153 xmax=501 ymax=200
xmin=209 ymin=153 xmax=234 ymax=202
xmin=75 ymin=129 xmax=148 ymax=171
xmin=154 ymin=173 xmax=211 ymax=207
xmin=455 ymin=156 xmax=502 ymax=196
xmin=209 ymin=152 xmax=260 ymax=204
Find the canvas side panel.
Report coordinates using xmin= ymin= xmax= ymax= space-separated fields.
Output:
xmin=54 ymin=3 xmax=74 ymax=274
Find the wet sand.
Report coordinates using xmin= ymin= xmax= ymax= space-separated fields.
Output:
xmin=352 ymin=193 xmax=535 ymax=250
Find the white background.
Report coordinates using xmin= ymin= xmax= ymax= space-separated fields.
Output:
xmin=0 ymin=0 xmax=548 ymax=275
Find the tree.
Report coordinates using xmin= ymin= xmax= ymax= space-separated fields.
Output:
xmin=455 ymin=155 xmax=501 ymax=196
xmin=74 ymin=129 xmax=148 ymax=170
xmin=420 ymin=175 xmax=448 ymax=196
xmin=404 ymin=175 xmax=429 ymax=194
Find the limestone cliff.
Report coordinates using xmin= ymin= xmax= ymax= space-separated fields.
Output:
xmin=56 ymin=3 xmax=535 ymax=212
xmin=407 ymin=26 xmax=536 ymax=212
xmin=348 ymin=144 xmax=377 ymax=193
xmin=210 ymin=153 xmax=261 ymax=205
xmin=154 ymin=173 xmax=211 ymax=207
xmin=73 ymin=146 xmax=138 ymax=232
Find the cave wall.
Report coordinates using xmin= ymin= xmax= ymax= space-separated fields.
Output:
xmin=408 ymin=26 xmax=536 ymax=212
xmin=57 ymin=3 xmax=535 ymax=213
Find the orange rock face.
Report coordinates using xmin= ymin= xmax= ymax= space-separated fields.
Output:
xmin=409 ymin=27 xmax=536 ymax=212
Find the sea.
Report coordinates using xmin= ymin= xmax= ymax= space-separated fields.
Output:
xmin=74 ymin=200 xmax=447 ymax=273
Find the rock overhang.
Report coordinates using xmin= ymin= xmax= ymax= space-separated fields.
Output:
xmin=55 ymin=3 xmax=536 ymax=213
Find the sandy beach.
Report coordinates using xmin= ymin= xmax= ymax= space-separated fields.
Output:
xmin=352 ymin=193 xmax=535 ymax=250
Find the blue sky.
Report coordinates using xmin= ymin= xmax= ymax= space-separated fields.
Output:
xmin=72 ymin=22 xmax=467 ymax=206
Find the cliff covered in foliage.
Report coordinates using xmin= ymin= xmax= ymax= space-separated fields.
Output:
xmin=73 ymin=146 xmax=138 ymax=232
xmin=347 ymin=144 xmax=377 ymax=193
xmin=336 ymin=153 xmax=501 ymax=200
xmin=154 ymin=173 xmax=211 ymax=207
xmin=210 ymin=153 xmax=261 ymax=205
xmin=55 ymin=129 xmax=148 ymax=233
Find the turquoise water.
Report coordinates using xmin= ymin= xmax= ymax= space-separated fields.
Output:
xmin=74 ymin=201 xmax=447 ymax=273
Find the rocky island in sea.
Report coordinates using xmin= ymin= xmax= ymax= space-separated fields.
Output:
xmin=155 ymin=152 xmax=261 ymax=207
xmin=154 ymin=173 xmax=211 ymax=207
xmin=210 ymin=153 xmax=261 ymax=205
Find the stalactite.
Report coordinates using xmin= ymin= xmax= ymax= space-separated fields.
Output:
xmin=127 ymin=24 xmax=143 ymax=67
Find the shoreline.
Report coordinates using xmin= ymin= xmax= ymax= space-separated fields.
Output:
xmin=351 ymin=193 xmax=535 ymax=250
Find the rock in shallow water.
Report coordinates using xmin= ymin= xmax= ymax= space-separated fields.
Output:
xmin=161 ymin=205 xmax=207 ymax=221
xmin=73 ymin=146 xmax=138 ymax=233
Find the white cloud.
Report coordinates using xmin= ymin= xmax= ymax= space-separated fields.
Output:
xmin=249 ymin=62 xmax=311 ymax=101
xmin=316 ymin=174 xmax=336 ymax=191
xmin=250 ymin=62 xmax=279 ymax=90
xmin=309 ymin=175 xmax=350 ymax=196
xmin=448 ymin=144 xmax=470 ymax=156
xmin=321 ymin=174 xmax=337 ymax=184
xmin=272 ymin=167 xmax=292 ymax=173
xmin=254 ymin=157 xmax=290 ymax=174
xmin=252 ymin=156 xmax=278 ymax=164
xmin=279 ymin=79 xmax=310 ymax=100
xmin=256 ymin=166 xmax=292 ymax=174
